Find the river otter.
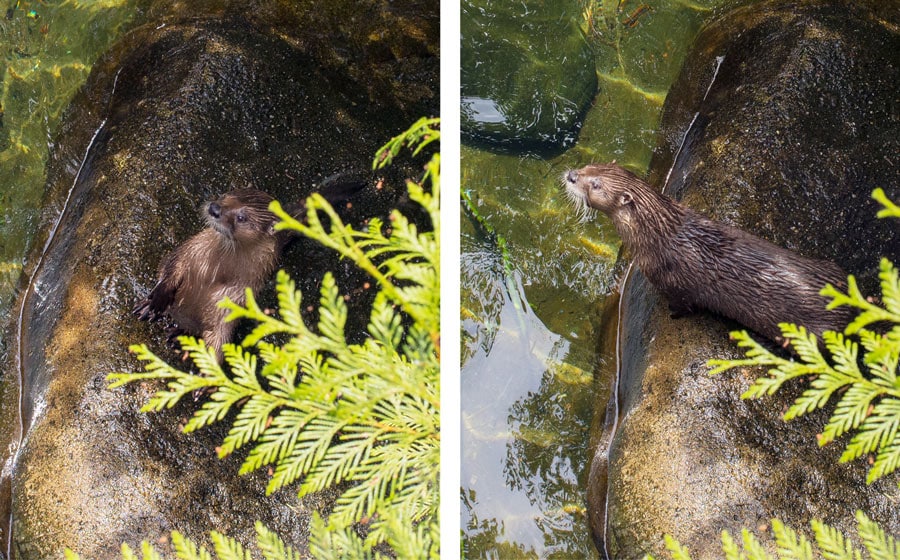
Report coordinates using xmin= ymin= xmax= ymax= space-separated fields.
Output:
xmin=564 ymin=163 xmax=854 ymax=342
xmin=134 ymin=181 xmax=362 ymax=357
xmin=133 ymin=189 xmax=284 ymax=356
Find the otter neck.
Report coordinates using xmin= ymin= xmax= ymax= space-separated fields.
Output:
xmin=614 ymin=187 xmax=686 ymax=255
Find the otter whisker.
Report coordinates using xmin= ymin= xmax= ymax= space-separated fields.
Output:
xmin=564 ymin=186 xmax=596 ymax=223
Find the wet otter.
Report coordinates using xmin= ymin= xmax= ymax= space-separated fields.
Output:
xmin=134 ymin=189 xmax=284 ymax=356
xmin=134 ymin=182 xmax=362 ymax=357
xmin=564 ymin=163 xmax=854 ymax=342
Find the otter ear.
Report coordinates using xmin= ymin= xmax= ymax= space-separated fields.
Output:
xmin=619 ymin=192 xmax=633 ymax=206
xmin=267 ymin=223 xmax=277 ymax=236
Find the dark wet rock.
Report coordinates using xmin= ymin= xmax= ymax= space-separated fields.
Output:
xmin=588 ymin=1 xmax=900 ymax=558
xmin=461 ymin=0 xmax=597 ymax=153
xmin=0 ymin=4 xmax=436 ymax=558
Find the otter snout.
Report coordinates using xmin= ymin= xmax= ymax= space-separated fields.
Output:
xmin=207 ymin=202 xmax=222 ymax=219
xmin=565 ymin=170 xmax=578 ymax=184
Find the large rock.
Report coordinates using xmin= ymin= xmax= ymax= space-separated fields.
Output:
xmin=0 ymin=4 xmax=436 ymax=558
xmin=588 ymin=1 xmax=900 ymax=558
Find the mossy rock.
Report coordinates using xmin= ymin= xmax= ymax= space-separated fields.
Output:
xmin=0 ymin=4 xmax=437 ymax=557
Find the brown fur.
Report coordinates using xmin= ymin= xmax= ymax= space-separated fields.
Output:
xmin=134 ymin=188 xmax=284 ymax=355
xmin=565 ymin=163 xmax=854 ymax=342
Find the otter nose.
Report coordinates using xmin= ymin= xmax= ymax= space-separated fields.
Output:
xmin=208 ymin=202 xmax=221 ymax=219
xmin=566 ymin=170 xmax=578 ymax=183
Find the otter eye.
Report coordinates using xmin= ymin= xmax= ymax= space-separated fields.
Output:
xmin=589 ymin=179 xmax=602 ymax=191
xmin=236 ymin=212 xmax=248 ymax=223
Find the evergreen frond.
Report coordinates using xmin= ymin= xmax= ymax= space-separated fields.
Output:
xmin=873 ymin=188 xmax=900 ymax=219
xmin=655 ymin=513 xmax=893 ymax=560
xmin=772 ymin=519 xmax=813 ymax=560
xmin=239 ymin=408 xmax=307 ymax=475
xmin=309 ymin=513 xmax=376 ymax=560
xmin=209 ymin=532 xmax=251 ymax=560
xmin=120 ymin=544 xmax=139 ymax=560
xmin=811 ymin=519 xmax=860 ymax=560
xmin=141 ymin=542 xmax=164 ymax=560
xmin=880 ymin=258 xmax=900 ymax=317
xmin=172 ymin=531 xmax=213 ymax=560
xmin=720 ymin=531 xmax=742 ymax=560
xmin=255 ymin=521 xmax=303 ymax=560
xmin=867 ymin=438 xmax=900 ymax=484
xmin=822 ymin=260 xmax=900 ymax=334
xmin=740 ymin=528 xmax=774 ymax=560
xmin=664 ymin=534 xmax=693 ymax=560
xmin=820 ymin=384 xmax=881 ymax=444
xmin=217 ymin=395 xmax=279 ymax=456
xmin=856 ymin=510 xmax=899 ymax=559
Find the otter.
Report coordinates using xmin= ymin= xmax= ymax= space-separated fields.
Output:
xmin=564 ymin=163 xmax=854 ymax=342
xmin=133 ymin=189 xmax=284 ymax=356
xmin=134 ymin=181 xmax=363 ymax=357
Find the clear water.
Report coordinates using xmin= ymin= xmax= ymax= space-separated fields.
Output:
xmin=460 ymin=0 xmax=732 ymax=556
xmin=0 ymin=1 xmax=141 ymax=319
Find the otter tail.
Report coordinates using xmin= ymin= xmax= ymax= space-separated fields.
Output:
xmin=286 ymin=172 xmax=369 ymax=221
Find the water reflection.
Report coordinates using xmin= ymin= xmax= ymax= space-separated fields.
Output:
xmin=0 ymin=1 xmax=140 ymax=319
xmin=461 ymin=239 xmax=596 ymax=558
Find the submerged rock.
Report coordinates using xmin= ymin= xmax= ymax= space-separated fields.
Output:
xmin=461 ymin=0 xmax=596 ymax=153
xmin=589 ymin=1 xmax=899 ymax=558
xmin=0 ymin=4 xmax=436 ymax=558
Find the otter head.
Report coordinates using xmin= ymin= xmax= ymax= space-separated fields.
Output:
xmin=205 ymin=188 xmax=277 ymax=244
xmin=563 ymin=164 xmax=643 ymax=219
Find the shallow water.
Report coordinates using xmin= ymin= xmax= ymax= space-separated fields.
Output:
xmin=0 ymin=1 xmax=141 ymax=319
xmin=460 ymin=0 xmax=733 ymax=556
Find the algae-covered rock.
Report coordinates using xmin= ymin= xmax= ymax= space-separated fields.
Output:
xmin=461 ymin=0 xmax=597 ymax=153
xmin=589 ymin=1 xmax=900 ymax=558
xmin=0 ymin=3 xmax=436 ymax=557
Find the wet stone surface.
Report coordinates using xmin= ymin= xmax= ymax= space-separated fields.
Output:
xmin=0 ymin=3 xmax=437 ymax=557
xmin=589 ymin=1 xmax=900 ymax=558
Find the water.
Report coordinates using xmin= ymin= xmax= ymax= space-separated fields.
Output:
xmin=460 ymin=0 xmax=732 ymax=556
xmin=0 ymin=1 xmax=141 ymax=318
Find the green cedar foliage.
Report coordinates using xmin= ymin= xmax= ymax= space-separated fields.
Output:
xmin=708 ymin=190 xmax=900 ymax=487
xmin=643 ymin=511 xmax=898 ymax=560
xmin=65 ymin=522 xmax=305 ymax=560
xmin=102 ymin=117 xmax=440 ymax=559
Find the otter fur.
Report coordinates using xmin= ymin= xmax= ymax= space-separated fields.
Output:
xmin=564 ymin=163 xmax=854 ymax=342
xmin=134 ymin=188 xmax=284 ymax=355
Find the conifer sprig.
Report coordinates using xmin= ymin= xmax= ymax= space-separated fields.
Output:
xmin=644 ymin=512 xmax=896 ymax=560
xmin=873 ymin=188 xmax=900 ymax=219
xmin=65 ymin=522 xmax=304 ymax=560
